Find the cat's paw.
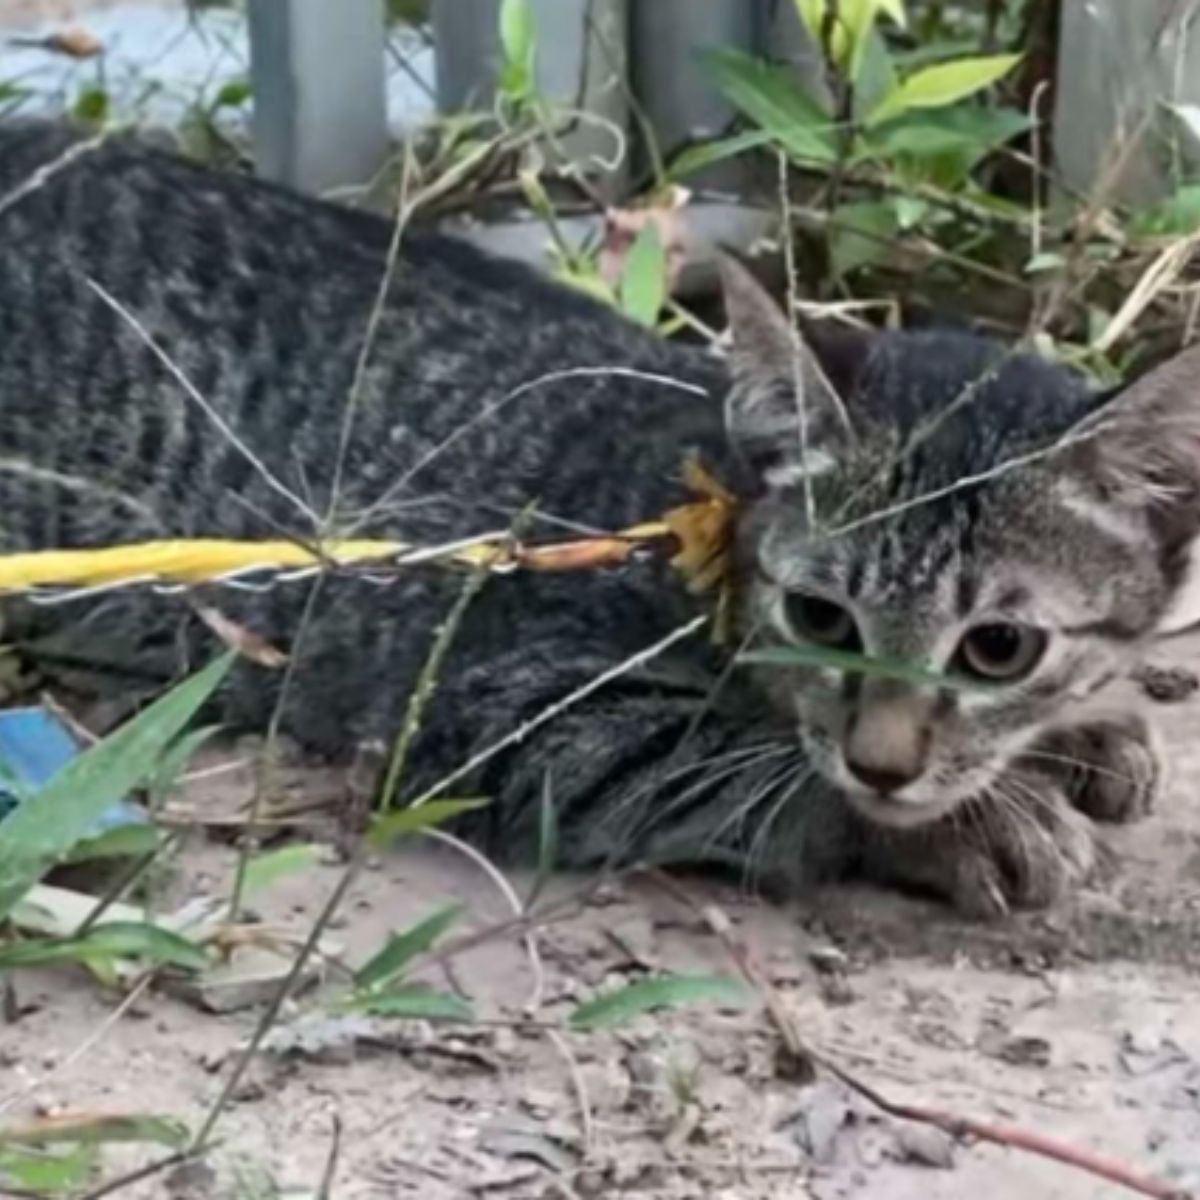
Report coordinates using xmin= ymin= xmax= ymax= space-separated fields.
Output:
xmin=946 ymin=794 xmax=1097 ymax=919
xmin=860 ymin=779 xmax=1096 ymax=919
xmin=1034 ymin=715 xmax=1162 ymax=824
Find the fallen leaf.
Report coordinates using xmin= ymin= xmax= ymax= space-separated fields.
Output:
xmin=598 ymin=185 xmax=692 ymax=295
xmin=193 ymin=604 xmax=288 ymax=668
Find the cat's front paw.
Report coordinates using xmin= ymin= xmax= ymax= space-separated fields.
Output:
xmin=860 ymin=778 xmax=1096 ymax=919
xmin=945 ymin=794 xmax=1097 ymax=919
xmin=1033 ymin=715 xmax=1163 ymax=824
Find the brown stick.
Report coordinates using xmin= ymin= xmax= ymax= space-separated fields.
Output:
xmin=644 ymin=871 xmax=1191 ymax=1200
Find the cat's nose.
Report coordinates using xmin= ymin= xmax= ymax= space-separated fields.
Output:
xmin=844 ymin=757 xmax=920 ymax=796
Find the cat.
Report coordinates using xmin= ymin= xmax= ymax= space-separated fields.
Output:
xmin=1 ymin=117 xmax=1197 ymax=918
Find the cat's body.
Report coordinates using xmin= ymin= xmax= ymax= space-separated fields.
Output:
xmin=2 ymin=118 xmax=1197 ymax=916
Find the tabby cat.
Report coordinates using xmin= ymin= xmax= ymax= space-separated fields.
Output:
xmin=2 ymin=119 xmax=1198 ymax=917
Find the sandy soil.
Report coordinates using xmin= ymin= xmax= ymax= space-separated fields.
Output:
xmin=3 ymin=639 xmax=1200 ymax=1200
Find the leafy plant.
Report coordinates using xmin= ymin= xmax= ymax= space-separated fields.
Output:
xmin=679 ymin=0 xmax=1028 ymax=283
xmin=0 ymin=1112 xmax=188 ymax=1198
xmin=0 ymin=655 xmax=233 ymax=984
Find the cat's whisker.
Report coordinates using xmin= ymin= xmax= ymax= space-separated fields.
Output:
xmin=744 ymin=764 xmax=814 ymax=891
xmin=1018 ymin=747 xmax=1138 ymax=786
xmin=594 ymin=742 xmax=796 ymax=864
xmin=701 ymin=755 xmax=806 ymax=858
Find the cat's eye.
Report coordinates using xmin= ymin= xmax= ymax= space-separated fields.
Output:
xmin=955 ymin=623 xmax=1047 ymax=681
xmin=783 ymin=593 xmax=860 ymax=650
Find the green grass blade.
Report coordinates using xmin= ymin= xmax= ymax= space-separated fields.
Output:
xmin=0 ymin=653 xmax=235 ymax=920
xmin=242 ymin=843 xmax=322 ymax=897
xmin=367 ymin=798 xmax=488 ymax=850
xmin=620 ymin=222 xmax=667 ymax=327
xmin=354 ymin=903 xmax=464 ymax=992
xmin=568 ymin=973 xmax=746 ymax=1031
xmin=346 ymin=983 xmax=474 ymax=1022
xmin=737 ymin=643 xmax=989 ymax=691
xmin=0 ymin=921 xmax=209 ymax=973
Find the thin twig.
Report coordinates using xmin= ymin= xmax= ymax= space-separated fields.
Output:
xmin=85 ymin=279 xmax=318 ymax=528
xmin=0 ymin=976 xmax=154 ymax=1116
xmin=191 ymin=850 xmax=362 ymax=1152
xmin=326 ymin=140 xmax=418 ymax=528
xmin=648 ymin=873 xmax=1190 ymax=1200
xmin=76 ymin=1150 xmax=198 ymax=1200
xmin=0 ymin=125 xmax=120 ymax=221
xmin=423 ymin=827 xmax=546 ymax=1015
xmin=227 ymin=575 xmax=327 ymax=921
xmin=379 ymin=566 xmax=491 ymax=810
xmin=350 ymin=367 xmax=709 ymax=535
xmin=315 ymin=1113 xmax=343 ymax=1199
xmin=408 ymin=615 xmax=708 ymax=808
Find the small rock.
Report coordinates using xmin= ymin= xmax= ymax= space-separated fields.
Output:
xmin=794 ymin=1081 xmax=853 ymax=1163
xmin=808 ymin=945 xmax=849 ymax=975
xmin=894 ymin=1124 xmax=957 ymax=1169
xmin=978 ymin=1031 xmax=1052 ymax=1068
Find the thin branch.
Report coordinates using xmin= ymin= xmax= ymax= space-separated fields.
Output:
xmin=407 ymin=615 xmax=708 ymax=808
xmin=647 ymin=873 xmax=1190 ymax=1200
xmin=85 ymin=279 xmax=319 ymax=528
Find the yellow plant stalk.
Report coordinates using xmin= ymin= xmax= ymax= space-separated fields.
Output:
xmin=0 ymin=460 xmax=739 ymax=599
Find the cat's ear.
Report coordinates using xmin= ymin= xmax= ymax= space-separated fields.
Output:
xmin=1066 ymin=341 xmax=1200 ymax=631
xmin=717 ymin=253 xmax=862 ymax=489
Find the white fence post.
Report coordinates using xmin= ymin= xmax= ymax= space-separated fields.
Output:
xmin=1053 ymin=0 xmax=1200 ymax=208
xmin=246 ymin=0 xmax=390 ymax=196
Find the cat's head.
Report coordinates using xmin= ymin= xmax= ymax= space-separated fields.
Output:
xmin=719 ymin=255 xmax=1200 ymax=828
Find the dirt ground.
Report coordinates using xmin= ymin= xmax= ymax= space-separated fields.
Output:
xmin=1 ymin=641 xmax=1198 ymax=1200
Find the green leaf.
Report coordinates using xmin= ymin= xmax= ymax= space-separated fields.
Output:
xmin=0 ymin=921 xmax=208 ymax=973
xmin=498 ymin=0 xmax=536 ymax=99
xmin=367 ymin=798 xmax=488 ymax=851
xmin=212 ymin=79 xmax=251 ymax=108
xmin=702 ymin=47 xmax=836 ymax=166
xmin=891 ymin=195 xmax=929 ymax=230
xmin=853 ymin=24 xmax=898 ymax=115
xmin=737 ymin=643 xmax=990 ymax=691
xmin=65 ymin=823 xmax=163 ymax=864
xmin=347 ymin=983 xmax=474 ymax=1022
xmin=72 ymin=85 xmax=109 ymax=124
xmin=0 ymin=1143 xmax=95 ymax=1193
xmin=1129 ymin=185 xmax=1200 ymax=238
xmin=1024 ymin=250 xmax=1067 ymax=274
xmin=867 ymin=53 xmax=1022 ymax=126
xmin=354 ymin=903 xmax=464 ymax=992
xmin=791 ymin=0 xmax=825 ymax=41
xmin=243 ymin=843 xmax=322 ymax=896
xmin=0 ymin=654 xmax=234 ymax=920
xmin=0 ymin=1113 xmax=189 ymax=1149
xmin=553 ymin=262 xmax=618 ymax=306
xmin=569 ymin=974 xmax=746 ymax=1031
xmin=146 ymin=723 xmax=222 ymax=809
xmin=862 ymin=105 xmax=1030 ymax=160
xmin=843 ymin=0 xmax=905 ymax=82
xmin=667 ymin=130 xmax=775 ymax=180
xmin=828 ymin=200 xmax=899 ymax=276
xmin=620 ymin=222 xmax=666 ymax=327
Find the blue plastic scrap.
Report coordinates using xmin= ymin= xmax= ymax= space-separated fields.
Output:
xmin=0 ymin=705 xmax=147 ymax=831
